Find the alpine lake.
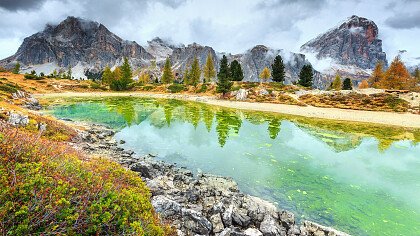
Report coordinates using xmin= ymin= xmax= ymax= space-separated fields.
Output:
xmin=45 ymin=96 xmax=420 ymax=236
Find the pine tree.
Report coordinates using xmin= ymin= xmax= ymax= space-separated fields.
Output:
xmin=413 ymin=67 xmax=420 ymax=84
xmin=298 ymin=65 xmax=313 ymax=88
xmin=101 ymin=66 xmax=113 ymax=85
xmin=259 ymin=67 xmax=271 ymax=83
xmin=331 ymin=74 xmax=342 ymax=91
xmin=161 ymin=57 xmax=174 ymax=84
xmin=203 ymin=53 xmax=216 ymax=83
xmin=342 ymin=78 xmax=352 ymax=90
xmin=12 ymin=62 xmax=20 ymax=74
xmin=382 ymin=56 xmax=414 ymax=90
xmin=216 ymin=55 xmax=233 ymax=96
xmin=230 ymin=60 xmax=244 ymax=81
xmin=369 ymin=62 xmax=384 ymax=88
xmin=358 ymin=80 xmax=369 ymax=89
xmin=271 ymin=55 xmax=285 ymax=83
xmin=120 ymin=57 xmax=132 ymax=83
xmin=66 ymin=66 xmax=72 ymax=80
xmin=183 ymin=67 xmax=190 ymax=85
xmin=189 ymin=57 xmax=201 ymax=86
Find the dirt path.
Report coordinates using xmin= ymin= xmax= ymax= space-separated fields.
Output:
xmin=35 ymin=92 xmax=420 ymax=128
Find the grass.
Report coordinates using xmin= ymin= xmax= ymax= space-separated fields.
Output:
xmin=0 ymin=122 xmax=174 ymax=235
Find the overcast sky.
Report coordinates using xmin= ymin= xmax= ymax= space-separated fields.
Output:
xmin=1 ymin=0 xmax=419 ymax=65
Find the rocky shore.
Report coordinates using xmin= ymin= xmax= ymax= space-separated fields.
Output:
xmin=68 ymin=122 xmax=351 ymax=236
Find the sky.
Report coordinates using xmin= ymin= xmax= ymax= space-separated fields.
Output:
xmin=0 ymin=0 xmax=419 ymax=65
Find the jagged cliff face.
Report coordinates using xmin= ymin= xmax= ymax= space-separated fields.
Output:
xmin=301 ymin=15 xmax=387 ymax=69
xmin=0 ymin=16 xmax=152 ymax=74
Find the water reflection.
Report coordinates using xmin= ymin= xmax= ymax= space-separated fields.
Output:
xmin=47 ymin=97 xmax=420 ymax=236
xmin=50 ymin=97 xmax=419 ymax=151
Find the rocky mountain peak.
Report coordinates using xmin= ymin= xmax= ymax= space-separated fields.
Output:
xmin=301 ymin=15 xmax=387 ymax=69
xmin=0 ymin=16 xmax=152 ymax=77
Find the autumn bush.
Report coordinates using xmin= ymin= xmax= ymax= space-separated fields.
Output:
xmin=0 ymin=124 xmax=174 ymax=235
xmin=299 ymin=92 xmax=409 ymax=112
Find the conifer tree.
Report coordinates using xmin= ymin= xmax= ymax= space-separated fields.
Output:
xmin=414 ymin=67 xmax=420 ymax=84
xmin=271 ymin=55 xmax=285 ymax=83
xmin=331 ymin=74 xmax=342 ymax=91
xmin=183 ymin=67 xmax=190 ymax=85
xmin=230 ymin=60 xmax=244 ymax=81
xmin=358 ymin=80 xmax=369 ymax=89
xmin=381 ymin=56 xmax=414 ymax=90
xmin=298 ymin=64 xmax=313 ymax=88
xmin=342 ymin=78 xmax=352 ymax=90
xmin=12 ymin=62 xmax=20 ymax=74
xmin=189 ymin=57 xmax=201 ymax=86
xmin=101 ymin=66 xmax=113 ymax=85
xmin=369 ymin=62 xmax=384 ymax=88
xmin=66 ymin=66 xmax=72 ymax=80
xmin=161 ymin=57 xmax=174 ymax=84
xmin=216 ymin=55 xmax=233 ymax=96
xmin=203 ymin=53 xmax=216 ymax=83
xmin=259 ymin=67 xmax=271 ymax=83
xmin=120 ymin=57 xmax=132 ymax=83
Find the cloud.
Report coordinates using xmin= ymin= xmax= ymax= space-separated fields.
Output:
xmin=0 ymin=0 xmax=47 ymax=11
xmin=385 ymin=0 xmax=420 ymax=29
xmin=0 ymin=0 xmax=419 ymax=63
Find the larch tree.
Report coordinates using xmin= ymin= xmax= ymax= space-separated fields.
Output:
xmin=381 ymin=56 xmax=414 ymax=90
xmin=298 ymin=64 xmax=313 ymax=88
xmin=271 ymin=55 xmax=285 ymax=83
xmin=259 ymin=67 xmax=271 ymax=83
xmin=230 ymin=60 xmax=244 ymax=81
xmin=120 ymin=57 xmax=132 ymax=83
xmin=216 ymin=55 xmax=233 ymax=96
xmin=369 ymin=62 xmax=384 ymax=88
xmin=203 ymin=53 xmax=216 ymax=83
xmin=189 ymin=57 xmax=201 ymax=86
xmin=331 ymin=74 xmax=342 ymax=91
xmin=342 ymin=78 xmax=352 ymax=90
xmin=161 ymin=57 xmax=174 ymax=84
xmin=358 ymin=80 xmax=369 ymax=89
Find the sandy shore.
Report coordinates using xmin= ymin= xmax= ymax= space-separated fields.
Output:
xmin=35 ymin=92 xmax=420 ymax=128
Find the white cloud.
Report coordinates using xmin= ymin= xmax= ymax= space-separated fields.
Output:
xmin=0 ymin=0 xmax=419 ymax=64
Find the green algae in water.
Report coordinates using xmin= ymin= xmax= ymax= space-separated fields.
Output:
xmin=46 ymin=96 xmax=420 ymax=236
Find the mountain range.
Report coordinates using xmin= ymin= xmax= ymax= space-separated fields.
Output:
xmin=0 ymin=15 xmax=389 ymax=89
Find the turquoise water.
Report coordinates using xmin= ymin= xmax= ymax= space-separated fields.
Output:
xmin=47 ymin=97 xmax=420 ymax=236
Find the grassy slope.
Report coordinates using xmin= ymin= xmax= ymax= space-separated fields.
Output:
xmin=0 ymin=73 xmax=174 ymax=235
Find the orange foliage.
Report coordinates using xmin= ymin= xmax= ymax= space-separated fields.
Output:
xmin=358 ymin=80 xmax=369 ymax=89
xmin=369 ymin=62 xmax=384 ymax=88
xmin=380 ymin=57 xmax=415 ymax=90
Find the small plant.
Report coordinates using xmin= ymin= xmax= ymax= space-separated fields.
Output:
xmin=168 ymin=84 xmax=186 ymax=93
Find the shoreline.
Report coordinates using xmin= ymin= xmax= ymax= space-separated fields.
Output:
xmin=69 ymin=121 xmax=351 ymax=236
xmin=36 ymin=92 xmax=420 ymax=128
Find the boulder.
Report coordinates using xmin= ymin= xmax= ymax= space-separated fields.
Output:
xmin=259 ymin=215 xmax=285 ymax=236
xmin=130 ymin=162 xmax=155 ymax=179
xmin=181 ymin=208 xmax=213 ymax=235
xmin=151 ymin=195 xmax=181 ymax=218
xmin=7 ymin=112 xmax=29 ymax=127
xmin=244 ymin=228 xmax=263 ymax=236
xmin=232 ymin=208 xmax=251 ymax=227
xmin=210 ymin=213 xmax=225 ymax=233
xmin=236 ymin=89 xmax=248 ymax=101
xmin=303 ymin=221 xmax=350 ymax=236
xmin=258 ymin=89 xmax=269 ymax=96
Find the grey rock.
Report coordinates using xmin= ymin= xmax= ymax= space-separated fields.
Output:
xmin=259 ymin=215 xmax=284 ymax=236
xmin=222 ymin=204 xmax=234 ymax=227
xmin=151 ymin=195 xmax=181 ymax=218
xmin=303 ymin=221 xmax=351 ymax=236
xmin=301 ymin=15 xmax=387 ymax=69
xmin=37 ymin=122 xmax=47 ymax=133
xmin=232 ymin=208 xmax=251 ymax=227
xmin=130 ymin=162 xmax=155 ymax=179
xmin=244 ymin=228 xmax=263 ymax=236
xmin=181 ymin=208 xmax=213 ymax=235
xmin=258 ymin=89 xmax=269 ymax=96
xmin=210 ymin=213 xmax=224 ymax=233
xmin=236 ymin=89 xmax=248 ymax=101
xmin=279 ymin=210 xmax=295 ymax=229
xmin=7 ymin=112 xmax=29 ymax=127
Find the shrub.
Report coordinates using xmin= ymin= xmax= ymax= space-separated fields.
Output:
xmin=142 ymin=85 xmax=155 ymax=91
xmin=24 ymin=74 xmax=45 ymax=80
xmin=196 ymin=83 xmax=208 ymax=93
xmin=0 ymin=84 xmax=18 ymax=93
xmin=168 ymin=84 xmax=186 ymax=93
xmin=90 ymin=82 xmax=108 ymax=91
xmin=0 ymin=124 xmax=173 ymax=235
